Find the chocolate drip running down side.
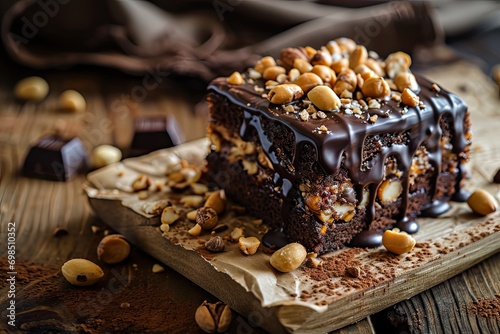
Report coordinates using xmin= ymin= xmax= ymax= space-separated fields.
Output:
xmin=208 ymin=74 xmax=469 ymax=248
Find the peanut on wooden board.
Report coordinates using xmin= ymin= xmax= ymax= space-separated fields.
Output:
xmin=467 ymin=189 xmax=497 ymax=216
xmin=382 ymin=229 xmax=416 ymax=255
xmin=61 ymin=259 xmax=104 ymax=286
xmin=97 ymin=234 xmax=131 ymax=264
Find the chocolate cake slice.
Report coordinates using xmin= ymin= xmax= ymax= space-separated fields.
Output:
xmin=206 ymin=38 xmax=471 ymax=254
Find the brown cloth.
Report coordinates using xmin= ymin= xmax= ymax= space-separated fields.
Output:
xmin=1 ymin=0 xmax=441 ymax=81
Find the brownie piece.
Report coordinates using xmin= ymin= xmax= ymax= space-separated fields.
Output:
xmin=206 ymin=38 xmax=471 ymax=254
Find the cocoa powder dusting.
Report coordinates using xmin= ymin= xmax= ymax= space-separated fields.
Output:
xmin=0 ymin=257 xmax=202 ymax=333
xmin=468 ymin=294 xmax=500 ymax=319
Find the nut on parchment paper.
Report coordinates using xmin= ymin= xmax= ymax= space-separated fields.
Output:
xmin=238 ymin=236 xmax=260 ymax=255
xmin=270 ymin=243 xmax=307 ymax=272
xmin=97 ymin=234 xmax=131 ymax=264
xmin=131 ymin=174 xmax=151 ymax=192
xmin=195 ymin=300 xmax=232 ymax=333
xmin=61 ymin=259 xmax=104 ymax=286
xmin=196 ymin=207 xmax=218 ymax=230
xmin=205 ymin=236 xmax=225 ymax=253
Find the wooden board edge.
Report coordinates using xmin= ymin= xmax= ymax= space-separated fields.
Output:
xmin=277 ymin=230 xmax=500 ymax=333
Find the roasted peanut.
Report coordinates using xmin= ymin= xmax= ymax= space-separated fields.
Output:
xmin=58 ymin=89 xmax=86 ymax=112
xmin=238 ymin=236 xmax=260 ymax=255
xmin=401 ymin=88 xmax=419 ymax=107
xmin=270 ymin=243 xmax=307 ymax=272
xmin=97 ymin=234 xmax=130 ymax=264
xmin=307 ymin=85 xmax=341 ymax=111
xmin=263 ymin=66 xmax=286 ymax=80
xmin=467 ymin=189 xmax=497 ymax=216
xmin=293 ymin=72 xmax=323 ymax=93
xmin=204 ymin=190 xmax=226 ymax=214
xmin=394 ymin=72 xmax=419 ymax=92
xmin=331 ymin=58 xmax=349 ymax=74
xmin=227 ymin=72 xmax=244 ymax=85
xmin=361 ymin=76 xmax=391 ymax=98
xmin=311 ymin=50 xmax=332 ymax=67
xmin=268 ymin=84 xmax=304 ymax=104
xmin=377 ymin=179 xmax=403 ymax=203
xmin=161 ymin=206 xmax=181 ymax=225
xmin=254 ymin=56 xmax=276 ymax=73
xmin=61 ymin=259 xmax=104 ymax=286
xmin=14 ymin=76 xmax=49 ymax=101
xmin=335 ymin=37 xmax=356 ymax=54
xmin=349 ymin=45 xmax=368 ymax=70
xmin=382 ymin=229 xmax=416 ymax=255
xmin=293 ymin=58 xmax=313 ymax=74
xmin=91 ymin=144 xmax=122 ymax=168
xmin=312 ymin=65 xmax=336 ymax=85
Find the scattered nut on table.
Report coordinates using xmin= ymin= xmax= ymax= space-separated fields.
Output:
xmin=161 ymin=206 xmax=181 ymax=225
xmin=14 ymin=76 xmax=49 ymax=101
xmin=97 ymin=234 xmax=131 ymax=264
xmin=204 ymin=190 xmax=226 ymax=214
xmin=59 ymin=89 xmax=86 ymax=112
xmin=382 ymin=228 xmax=416 ymax=255
xmin=91 ymin=144 xmax=122 ymax=168
xmin=467 ymin=189 xmax=497 ymax=216
xmin=238 ymin=236 xmax=260 ymax=255
xmin=131 ymin=174 xmax=151 ymax=192
xmin=61 ymin=258 xmax=104 ymax=286
xmin=195 ymin=301 xmax=232 ymax=333
xmin=270 ymin=243 xmax=307 ymax=272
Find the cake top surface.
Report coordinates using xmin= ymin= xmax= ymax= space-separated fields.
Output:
xmin=208 ymin=38 xmax=469 ymax=185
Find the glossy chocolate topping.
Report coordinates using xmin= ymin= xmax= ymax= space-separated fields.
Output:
xmin=208 ymin=74 xmax=469 ymax=246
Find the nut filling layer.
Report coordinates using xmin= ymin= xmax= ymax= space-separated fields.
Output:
xmin=206 ymin=38 xmax=471 ymax=254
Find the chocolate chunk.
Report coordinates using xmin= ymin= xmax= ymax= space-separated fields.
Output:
xmin=130 ymin=115 xmax=183 ymax=155
xmin=22 ymin=135 xmax=88 ymax=181
xmin=493 ymin=169 xmax=500 ymax=184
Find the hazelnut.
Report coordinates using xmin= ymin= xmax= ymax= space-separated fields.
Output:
xmin=97 ymin=234 xmax=131 ymax=264
xmin=307 ymin=86 xmax=341 ymax=111
xmin=467 ymin=189 xmax=497 ymax=216
xmin=382 ymin=229 xmax=416 ymax=255
xmin=362 ymin=77 xmax=391 ymax=99
xmin=270 ymin=243 xmax=307 ymax=272
xmin=14 ymin=76 xmax=49 ymax=101
xmin=61 ymin=259 xmax=104 ymax=286
xmin=279 ymin=47 xmax=309 ymax=70
xmin=268 ymin=84 xmax=304 ymax=104
xmin=238 ymin=236 xmax=260 ymax=255
xmin=196 ymin=207 xmax=218 ymax=230
xmin=195 ymin=301 xmax=232 ymax=333
xmin=91 ymin=144 xmax=122 ymax=168
xmin=59 ymin=89 xmax=86 ymax=112
xmin=227 ymin=72 xmax=244 ymax=85
xmin=205 ymin=236 xmax=225 ymax=253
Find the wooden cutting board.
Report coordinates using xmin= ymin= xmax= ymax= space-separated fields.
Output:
xmin=85 ymin=62 xmax=500 ymax=333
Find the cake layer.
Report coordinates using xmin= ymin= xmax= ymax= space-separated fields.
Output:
xmin=206 ymin=40 xmax=471 ymax=253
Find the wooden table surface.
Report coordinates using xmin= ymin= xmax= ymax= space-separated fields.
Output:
xmin=0 ymin=58 xmax=499 ymax=334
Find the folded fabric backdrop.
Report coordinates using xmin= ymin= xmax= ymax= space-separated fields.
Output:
xmin=1 ymin=0 xmax=489 ymax=82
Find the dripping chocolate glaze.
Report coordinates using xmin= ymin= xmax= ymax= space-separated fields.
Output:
xmin=208 ymin=74 xmax=469 ymax=247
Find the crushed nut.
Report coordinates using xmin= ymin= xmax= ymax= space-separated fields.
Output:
xmin=238 ymin=236 xmax=260 ymax=255
xmin=346 ymin=266 xmax=362 ymax=278
xmin=227 ymin=71 xmax=244 ymax=85
xmin=401 ymin=88 xmax=419 ymax=107
xmin=230 ymin=227 xmax=244 ymax=240
xmin=161 ymin=206 xmax=181 ymax=225
xmin=268 ymin=84 xmax=304 ymax=104
xmin=152 ymin=264 xmax=165 ymax=273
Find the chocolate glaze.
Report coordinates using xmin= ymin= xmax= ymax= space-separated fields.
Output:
xmin=348 ymin=230 xmax=383 ymax=248
xmin=208 ymin=74 xmax=469 ymax=248
xmin=262 ymin=229 xmax=289 ymax=250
